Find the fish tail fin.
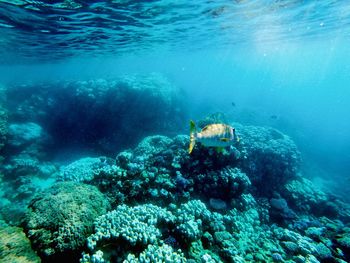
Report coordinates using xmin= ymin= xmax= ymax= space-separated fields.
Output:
xmin=189 ymin=120 xmax=196 ymax=154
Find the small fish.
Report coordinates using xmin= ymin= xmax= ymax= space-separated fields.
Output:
xmin=189 ymin=120 xmax=239 ymax=154
xmin=270 ymin=115 xmax=278 ymax=119
xmin=231 ymin=102 xmax=236 ymax=107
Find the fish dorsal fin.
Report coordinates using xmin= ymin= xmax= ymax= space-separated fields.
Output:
xmin=201 ymin=125 xmax=211 ymax=132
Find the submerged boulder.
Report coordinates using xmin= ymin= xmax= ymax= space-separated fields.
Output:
xmin=24 ymin=182 xmax=110 ymax=261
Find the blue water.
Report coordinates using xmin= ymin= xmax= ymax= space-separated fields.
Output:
xmin=1 ymin=0 xmax=350 ymax=262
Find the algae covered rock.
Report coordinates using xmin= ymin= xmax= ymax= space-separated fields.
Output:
xmin=0 ymin=224 xmax=40 ymax=263
xmin=24 ymin=182 xmax=109 ymax=260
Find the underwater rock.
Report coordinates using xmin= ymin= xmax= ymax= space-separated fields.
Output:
xmin=209 ymin=198 xmax=227 ymax=210
xmin=7 ymin=73 xmax=187 ymax=154
xmin=24 ymin=182 xmax=109 ymax=261
xmin=7 ymin=122 xmax=43 ymax=147
xmin=270 ymin=197 xmax=297 ymax=221
xmin=0 ymin=224 xmax=40 ymax=263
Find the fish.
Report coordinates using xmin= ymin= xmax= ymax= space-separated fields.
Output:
xmin=188 ymin=120 xmax=239 ymax=154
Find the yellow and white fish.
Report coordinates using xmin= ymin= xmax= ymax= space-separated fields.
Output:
xmin=189 ymin=120 xmax=239 ymax=154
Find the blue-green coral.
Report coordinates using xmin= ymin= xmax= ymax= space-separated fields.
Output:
xmin=0 ymin=114 xmax=346 ymax=262
xmin=52 ymin=126 xmax=349 ymax=262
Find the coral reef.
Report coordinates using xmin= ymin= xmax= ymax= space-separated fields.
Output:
xmin=6 ymin=74 xmax=187 ymax=154
xmin=0 ymin=84 xmax=8 ymax=167
xmin=0 ymin=93 xmax=348 ymax=263
xmin=82 ymin=203 xmax=178 ymax=262
xmin=7 ymin=122 xmax=43 ymax=148
xmin=60 ymin=135 xmax=250 ymax=208
xmin=236 ymin=123 xmax=301 ymax=195
xmin=24 ymin=182 xmax=110 ymax=261
xmin=0 ymin=151 xmax=58 ymax=225
xmin=59 ymin=157 xmax=114 ymax=183
xmin=87 ymin=204 xmax=174 ymax=250
xmin=0 ymin=105 xmax=7 ymax=155
xmin=65 ymin=122 xmax=349 ymax=262
xmin=194 ymin=167 xmax=251 ymax=200
xmin=81 ymin=197 xmax=350 ymax=262
xmin=0 ymin=120 xmax=55 ymax=222
xmin=284 ymin=177 xmax=328 ymax=213
xmin=283 ymin=177 xmax=350 ymax=221
xmin=60 ymin=124 xmax=299 ymax=210
xmin=125 ymin=244 xmax=187 ymax=263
